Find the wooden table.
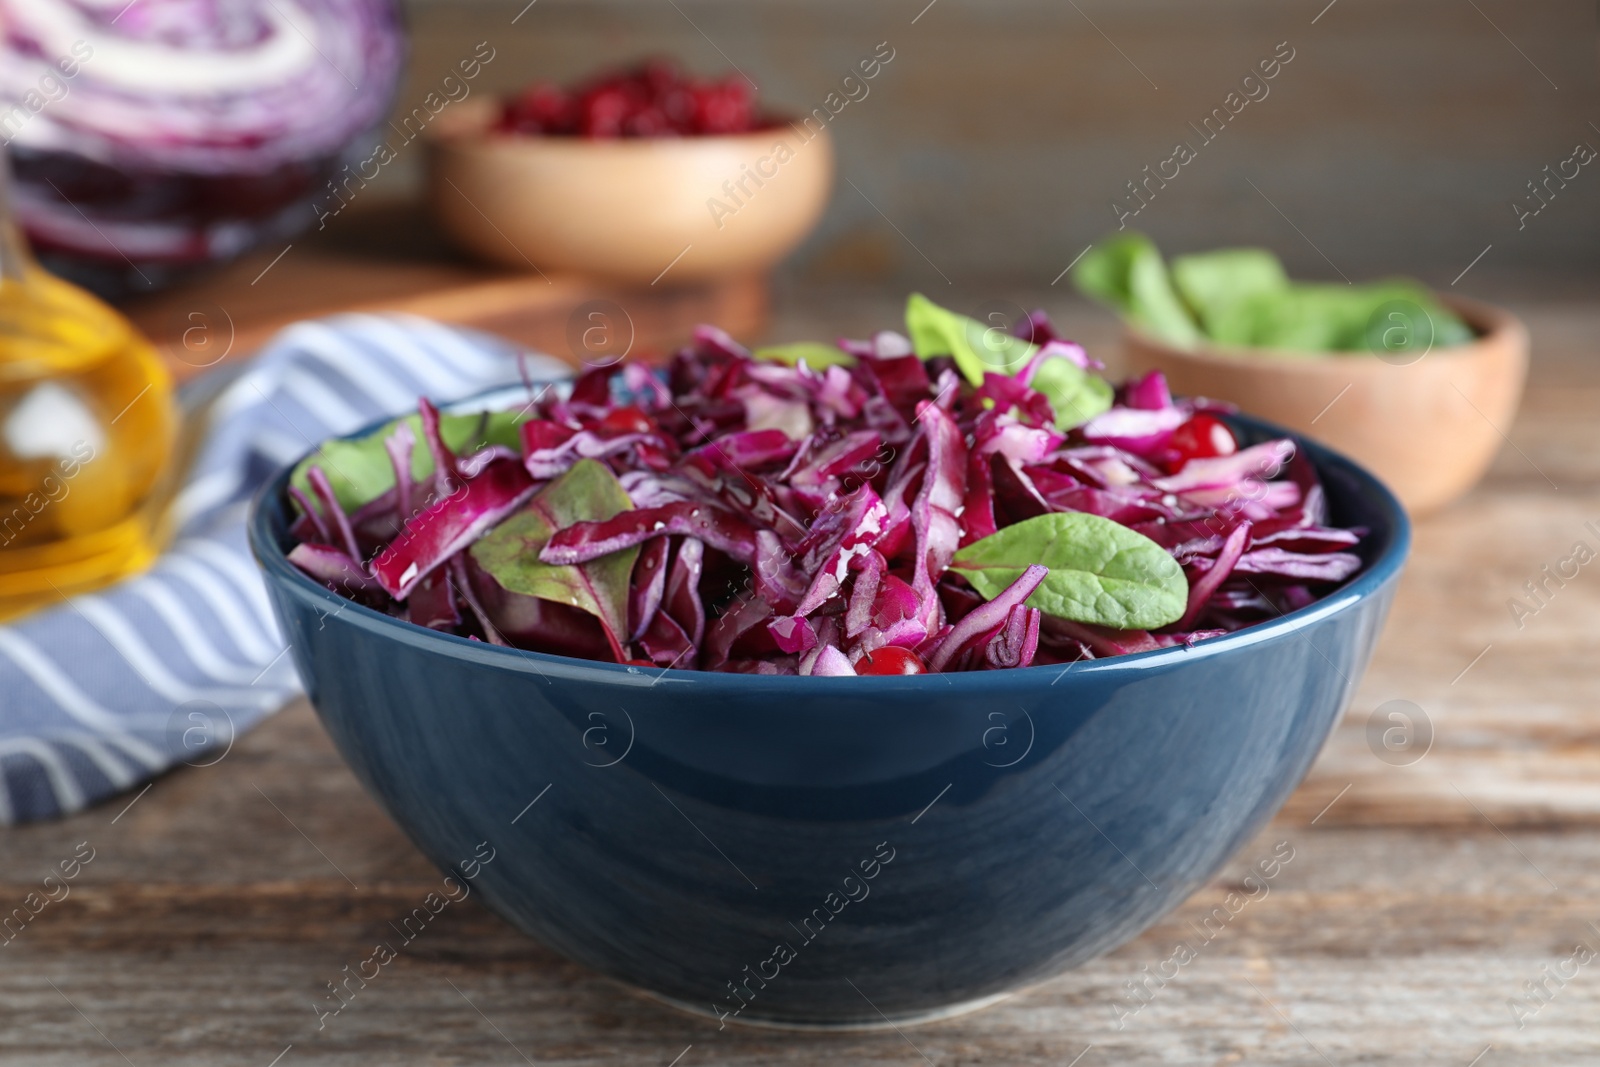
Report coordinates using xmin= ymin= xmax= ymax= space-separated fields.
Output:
xmin=4 ymin=291 xmax=1599 ymax=1066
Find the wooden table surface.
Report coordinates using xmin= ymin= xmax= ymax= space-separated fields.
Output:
xmin=4 ymin=290 xmax=1600 ymax=1066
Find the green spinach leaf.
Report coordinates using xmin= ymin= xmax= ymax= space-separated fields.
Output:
xmin=904 ymin=293 xmax=1113 ymax=430
xmin=469 ymin=459 xmax=639 ymax=656
xmin=1073 ymin=233 xmax=1203 ymax=346
xmin=1031 ymin=357 xmax=1116 ymax=431
xmin=753 ymin=342 xmax=856 ymax=368
xmin=1170 ymin=247 xmax=1289 ymax=335
xmin=290 ymin=408 xmax=532 ymax=514
xmin=905 ymin=292 xmax=1037 ymax=384
xmin=952 ymin=512 xmax=1187 ymax=630
xmin=1078 ymin=233 xmax=1475 ymax=355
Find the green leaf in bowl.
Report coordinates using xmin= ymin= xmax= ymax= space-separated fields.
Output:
xmin=1208 ymin=282 xmax=1476 ymax=353
xmin=1031 ymin=357 xmax=1116 ymax=431
xmin=1205 ymin=285 xmax=1368 ymax=351
xmin=904 ymin=293 xmax=1112 ymax=430
xmin=905 ymin=291 xmax=1038 ymax=383
xmin=1359 ymin=289 xmax=1476 ymax=355
xmin=1073 ymin=233 xmax=1203 ymax=347
xmin=1077 ymin=233 xmax=1477 ymax=356
xmin=952 ymin=512 xmax=1188 ymax=630
xmin=290 ymin=409 xmax=533 ymax=514
xmin=1171 ymin=247 xmax=1290 ymax=334
xmin=753 ymin=342 xmax=856 ymax=368
xmin=469 ymin=458 xmax=638 ymax=658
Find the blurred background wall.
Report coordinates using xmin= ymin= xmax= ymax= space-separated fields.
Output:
xmin=376 ymin=1 xmax=1597 ymax=291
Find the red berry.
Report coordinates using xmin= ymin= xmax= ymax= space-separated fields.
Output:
xmin=659 ymin=86 xmax=696 ymax=130
xmin=623 ymin=106 xmax=674 ymax=137
xmin=854 ymin=646 xmax=927 ymax=676
xmin=500 ymin=83 xmax=577 ymax=135
xmin=498 ymin=101 xmax=537 ymax=134
xmin=506 ymin=63 xmax=758 ymax=140
xmin=691 ymin=78 xmax=754 ymax=134
xmin=1168 ymin=414 xmax=1237 ymax=468
xmin=579 ymin=84 xmax=639 ymax=138
xmin=640 ymin=58 xmax=682 ymax=94
xmin=527 ymin=84 xmax=575 ymax=127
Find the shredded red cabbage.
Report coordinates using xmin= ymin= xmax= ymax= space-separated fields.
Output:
xmin=286 ymin=310 xmax=1366 ymax=675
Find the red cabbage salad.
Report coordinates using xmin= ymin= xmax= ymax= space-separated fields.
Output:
xmin=284 ymin=295 xmax=1365 ymax=676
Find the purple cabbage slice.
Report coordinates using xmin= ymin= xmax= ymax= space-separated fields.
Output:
xmin=371 ymin=458 xmax=536 ymax=600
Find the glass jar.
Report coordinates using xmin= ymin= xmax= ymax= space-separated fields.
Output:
xmin=0 ymin=154 xmax=177 ymax=619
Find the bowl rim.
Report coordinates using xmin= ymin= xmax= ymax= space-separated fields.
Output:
xmin=248 ymin=396 xmax=1410 ymax=692
xmin=1123 ymin=293 xmax=1525 ymax=368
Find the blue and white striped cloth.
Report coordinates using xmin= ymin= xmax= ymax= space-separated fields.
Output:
xmin=0 ymin=314 xmax=564 ymax=824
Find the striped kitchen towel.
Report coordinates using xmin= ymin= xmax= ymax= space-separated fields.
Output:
xmin=0 ymin=313 xmax=566 ymax=824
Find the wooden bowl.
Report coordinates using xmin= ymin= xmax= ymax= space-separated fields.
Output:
xmin=1122 ymin=296 xmax=1528 ymax=516
xmin=427 ymin=99 xmax=834 ymax=285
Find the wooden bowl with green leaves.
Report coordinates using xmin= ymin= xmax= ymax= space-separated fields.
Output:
xmin=1076 ymin=236 xmax=1528 ymax=516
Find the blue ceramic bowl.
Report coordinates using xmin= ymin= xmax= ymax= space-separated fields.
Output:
xmin=249 ymin=409 xmax=1408 ymax=1028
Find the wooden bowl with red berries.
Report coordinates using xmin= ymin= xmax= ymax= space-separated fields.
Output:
xmin=427 ymin=61 xmax=834 ymax=285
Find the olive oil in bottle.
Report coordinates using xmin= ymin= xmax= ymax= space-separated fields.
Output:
xmin=0 ymin=158 xmax=177 ymax=620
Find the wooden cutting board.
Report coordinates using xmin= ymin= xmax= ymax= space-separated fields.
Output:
xmin=117 ymin=200 xmax=770 ymax=383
